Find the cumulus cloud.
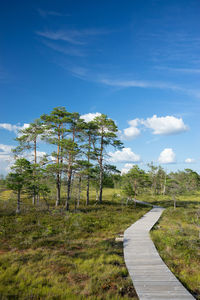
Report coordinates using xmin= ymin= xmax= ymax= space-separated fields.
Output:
xmin=123 ymin=127 xmax=140 ymax=139
xmin=108 ymin=147 xmax=141 ymax=163
xmin=158 ymin=148 xmax=176 ymax=164
xmin=142 ymin=115 xmax=188 ymax=135
xmin=185 ymin=158 xmax=195 ymax=163
xmin=121 ymin=163 xmax=135 ymax=174
xmin=123 ymin=119 xmax=141 ymax=140
xmin=121 ymin=115 xmax=188 ymax=140
xmin=0 ymin=123 xmax=29 ymax=135
xmin=80 ymin=112 xmax=101 ymax=122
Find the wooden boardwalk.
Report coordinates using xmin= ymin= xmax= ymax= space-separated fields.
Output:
xmin=123 ymin=205 xmax=195 ymax=300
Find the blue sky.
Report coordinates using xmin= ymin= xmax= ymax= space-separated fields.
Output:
xmin=1 ymin=0 xmax=200 ymax=174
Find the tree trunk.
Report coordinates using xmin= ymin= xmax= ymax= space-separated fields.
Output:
xmin=37 ymin=194 xmax=40 ymax=205
xmin=99 ymin=164 xmax=103 ymax=203
xmin=86 ymin=135 xmax=91 ymax=206
xmin=32 ymin=138 xmax=37 ymax=205
xmin=65 ymin=167 xmax=72 ymax=211
xmin=56 ymin=130 xmax=61 ymax=206
xmin=56 ymin=173 xmax=61 ymax=206
xmin=65 ymin=127 xmax=76 ymax=211
xmin=32 ymin=191 xmax=36 ymax=205
xmin=16 ymin=189 xmax=21 ymax=213
xmin=78 ymin=175 xmax=81 ymax=208
xmin=34 ymin=138 xmax=37 ymax=164
xmin=162 ymin=174 xmax=166 ymax=195
xmin=99 ymin=133 xmax=103 ymax=203
xmin=134 ymin=179 xmax=137 ymax=198
xmin=86 ymin=176 xmax=90 ymax=205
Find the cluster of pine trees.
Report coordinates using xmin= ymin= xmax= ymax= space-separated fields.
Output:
xmin=6 ymin=107 xmax=122 ymax=213
xmin=5 ymin=106 xmax=200 ymax=213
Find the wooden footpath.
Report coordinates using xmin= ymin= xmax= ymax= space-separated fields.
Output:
xmin=123 ymin=204 xmax=195 ymax=300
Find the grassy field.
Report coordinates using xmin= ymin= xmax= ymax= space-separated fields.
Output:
xmin=148 ymin=193 xmax=200 ymax=299
xmin=0 ymin=188 xmax=199 ymax=299
xmin=0 ymin=188 xmax=149 ymax=300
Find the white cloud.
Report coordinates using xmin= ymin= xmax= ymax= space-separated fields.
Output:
xmin=80 ymin=112 xmax=101 ymax=122
xmin=143 ymin=115 xmax=188 ymax=135
xmin=0 ymin=143 xmax=47 ymax=175
xmin=100 ymin=78 xmax=181 ymax=90
xmin=0 ymin=123 xmax=18 ymax=133
xmin=36 ymin=28 xmax=111 ymax=46
xmin=25 ymin=151 xmax=47 ymax=162
xmin=41 ymin=40 xmax=85 ymax=57
xmin=36 ymin=30 xmax=85 ymax=45
xmin=108 ymin=147 xmax=141 ymax=163
xmin=0 ymin=144 xmax=15 ymax=174
xmin=123 ymin=127 xmax=140 ymax=139
xmin=121 ymin=163 xmax=135 ymax=174
xmin=158 ymin=148 xmax=176 ymax=164
xmin=0 ymin=123 xmax=29 ymax=135
xmin=185 ymin=158 xmax=195 ymax=163
xmin=0 ymin=144 xmax=14 ymax=153
xmin=123 ymin=118 xmax=141 ymax=140
xmin=100 ymin=78 xmax=200 ymax=99
xmin=121 ymin=115 xmax=188 ymax=140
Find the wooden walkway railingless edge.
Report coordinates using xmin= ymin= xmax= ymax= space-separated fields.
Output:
xmin=123 ymin=202 xmax=195 ymax=300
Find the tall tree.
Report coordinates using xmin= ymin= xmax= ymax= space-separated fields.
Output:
xmin=13 ymin=119 xmax=44 ymax=204
xmin=122 ymin=165 xmax=150 ymax=198
xmin=92 ymin=114 xmax=123 ymax=203
xmin=14 ymin=119 xmax=44 ymax=164
xmin=64 ymin=112 xmax=83 ymax=210
xmin=81 ymin=121 xmax=98 ymax=205
xmin=41 ymin=107 xmax=71 ymax=206
xmin=148 ymin=163 xmax=166 ymax=195
xmin=147 ymin=162 xmax=158 ymax=195
xmin=6 ymin=158 xmax=32 ymax=213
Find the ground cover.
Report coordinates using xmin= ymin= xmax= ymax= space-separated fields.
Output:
xmin=150 ymin=198 xmax=200 ymax=299
xmin=0 ymin=188 xmax=149 ymax=300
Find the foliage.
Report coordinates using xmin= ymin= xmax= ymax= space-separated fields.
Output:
xmin=122 ymin=165 xmax=150 ymax=197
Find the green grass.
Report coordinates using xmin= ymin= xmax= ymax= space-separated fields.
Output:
xmin=0 ymin=188 xmax=149 ymax=299
xmin=1 ymin=188 xmax=199 ymax=299
xmin=150 ymin=199 xmax=200 ymax=299
xmin=138 ymin=191 xmax=200 ymax=208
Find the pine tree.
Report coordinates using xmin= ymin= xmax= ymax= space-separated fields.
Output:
xmin=92 ymin=114 xmax=123 ymax=203
xmin=81 ymin=121 xmax=98 ymax=205
xmin=6 ymin=158 xmax=32 ymax=213
xmin=13 ymin=119 xmax=44 ymax=204
xmin=41 ymin=107 xmax=71 ymax=206
xmin=64 ymin=112 xmax=83 ymax=210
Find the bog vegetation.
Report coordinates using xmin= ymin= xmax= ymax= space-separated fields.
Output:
xmin=0 ymin=106 xmax=199 ymax=299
